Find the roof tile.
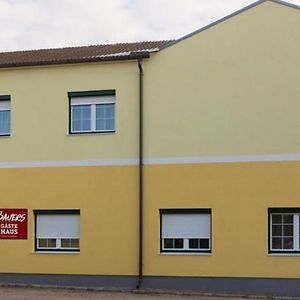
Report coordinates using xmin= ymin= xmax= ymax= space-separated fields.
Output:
xmin=0 ymin=41 xmax=172 ymax=68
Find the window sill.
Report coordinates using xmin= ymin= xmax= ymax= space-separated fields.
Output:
xmin=160 ymin=252 xmax=211 ymax=256
xmin=67 ymin=131 xmax=116 ymax=136
xmin=33 ymin=251 xmax=80 ymax=254
xmin=268 ymin=253 xmax=300 ymax=256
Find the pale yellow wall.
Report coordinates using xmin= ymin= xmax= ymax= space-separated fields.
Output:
xmin=144 ymin=161 xmax=300 ymax=278
xmin=0 ymin=61 xmax=140 ymax=162
xmin=0 ymin=166 xmax=138 ymax=275
xmin=1 ymin=2 xmax=300 ymax=163
xmin=144 ymin=1 xmax=300 ymax=158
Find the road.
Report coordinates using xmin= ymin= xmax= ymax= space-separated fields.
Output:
xmin=0 ymin=286 xmax=261 ymax=300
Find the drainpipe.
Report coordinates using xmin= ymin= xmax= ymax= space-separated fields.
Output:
xmin=137 ymin=58 xmax=144 ymax=289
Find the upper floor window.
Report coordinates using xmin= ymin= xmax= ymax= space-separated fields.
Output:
xmin=68 ymin=90 xmax=115 ymax=134
xmin=269 ymin=208 xmax=300 ymax=254
xmin=0 ymin=95 xmax=11 ymax=136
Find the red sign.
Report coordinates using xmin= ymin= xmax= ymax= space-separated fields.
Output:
xmin=0 ymin=209 xmax=27 ymax=239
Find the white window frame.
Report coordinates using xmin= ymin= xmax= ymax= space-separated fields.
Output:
xmin=34 ymin=210 xmax=80 ymax=252
xmin=0 ymin=96 xmax=11 ymax=136
xmin=69 ymin=90 xmax=115 ymax=134
xmin=160 ymin=209 xmax=212 ymax=253
xmin=269 ymin=208 xmax=300 ymax=253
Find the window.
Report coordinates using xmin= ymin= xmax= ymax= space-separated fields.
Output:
xmin=0 ymin=95 xmax=10 ymax=136
xmin=269 ymin=208 xmax=300 ymax=253
xmin=160 ymin=209 xmax=211 ymax=253
xmin=68 ymin=90 xmax=115 ymax=134
xmin=34 ymin=210 xmax=80 ymax=252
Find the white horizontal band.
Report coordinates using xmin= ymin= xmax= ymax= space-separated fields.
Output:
xmin=144 ymin=153 xmax=300 ymax=165
xmin=0 ymin=159 xmax=138 ymax=169
xmin=71 ymin=96 xmax=115 ymax=105
xmin=0 ymin=154 xmax=300 ymax=169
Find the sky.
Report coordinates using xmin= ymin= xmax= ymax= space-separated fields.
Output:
xmin=0 ymin=0 xmax=299 ymax=52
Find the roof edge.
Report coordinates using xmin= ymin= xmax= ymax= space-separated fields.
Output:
xmin=271 ymin=0 xmax=300 ymax=9
xmin=159 ymin=0 xmax=300 ymax=51
xmin=0 ymin=52 xmax=150 ymax=69
xmin=0 ymin=40 xmax=170 ymax=55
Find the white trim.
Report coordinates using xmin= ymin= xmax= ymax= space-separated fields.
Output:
xmin=71 ymin=96 xmax=115 ymax=105
xmin=0 ymin=101 xmax=10 ymax=110
xmin=295 ymin=215 xmax=300 ymax=251
xmin=268 ymin=254 xmax=300 ymax=257
xmin=91 ymin=104 xmax=96 ymax=132
xmin=144 ymin=154 xmax=300 ymax=165
xmin=270 ymin=212 xmax=300 ymax=252
xmin=1 ymin=154 xmax=300 ymax=169
xmin=0 ymin=159 xmax=139 ymax=169
xmin=33 ymin=251 xmax=80 ymax=255
xmin=160 ymin=252 xmax=211 ymax=256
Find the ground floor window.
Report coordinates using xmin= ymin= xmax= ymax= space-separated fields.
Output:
xmin=160 ymin=208 xmax=211 ymax=253
xmin=269 ymin=208 xmax=300 ymax=253
xmin=34 ymin=210 xmax=80 ymax=252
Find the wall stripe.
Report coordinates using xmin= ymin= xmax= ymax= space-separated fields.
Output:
xmin=144 ymin=154 xmax=300 ymax=165
xmin=0 ymin=154 xmax=300 ymax=169
xmin=0 ymin=159 xmax=139 ymax=169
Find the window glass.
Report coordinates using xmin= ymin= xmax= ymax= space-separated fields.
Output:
xmin=270 ymin=211 xmax=300 ymax=253
xmin=61 ymin=238 xmax=80 ymax=248
xmin=200 ymin=238 xmax=210 ymax=249
xmin=72 ymin=105 xmax=91 ymax=132
xmin=0 ymin=109 xmax=10 ymax=135
xmin=164 ymin=239 xmax=174 ymax=249
xmin=189 ymin=239 xmax=199 ymax=249
xmin=96 ymin=103 xmax=115 ymax=131
xmin=38 ymin=238 xmax=56 ymax=248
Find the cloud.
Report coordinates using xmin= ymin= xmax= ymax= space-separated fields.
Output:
xmin=0 ymin=0 xmax=299 ymax=51
xmin=130 ymin=0 xmax=256 ymax=40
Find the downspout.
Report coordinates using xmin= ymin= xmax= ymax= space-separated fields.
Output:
xmin=137 ymin=58 xmax=144 ymax=289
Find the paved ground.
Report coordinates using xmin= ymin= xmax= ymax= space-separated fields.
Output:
xmin=0 ymin=286 xmax=262 ymax=300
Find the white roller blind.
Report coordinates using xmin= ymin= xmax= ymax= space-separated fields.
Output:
xmin=162 ymin=214 xmax=210 ymax=238
xmin=0 ymin=101 xmax=10 ymax=110
xmin=71 ymin=96 xmax=115 ymax=105
xmin=36 ymin=214 xmax=80 ymax=238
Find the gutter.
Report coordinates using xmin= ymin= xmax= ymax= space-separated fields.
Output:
xmin=0 ymin=52 xmax=150 ymax=69
xmin=137 ymin=58 xmax=144 ymax=289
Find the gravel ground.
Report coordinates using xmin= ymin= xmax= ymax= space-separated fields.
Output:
xmin=0 ymin=286 xmax=261 ymax=300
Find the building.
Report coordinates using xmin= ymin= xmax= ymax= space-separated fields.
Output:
xmin=0 ymin=0 xmax=300 ymax=297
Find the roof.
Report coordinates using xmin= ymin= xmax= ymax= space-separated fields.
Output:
xmin=0 ymin=41 xmax=172 ymax=68
xmin=0 ymin=0 xmax=298 ymax=68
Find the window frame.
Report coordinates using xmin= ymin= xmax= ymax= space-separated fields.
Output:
xmin=0 ymin=95 xmax=11 ymax=136
xmin=268 ymin=208 xmax=300 ymax=254
xmin=34 ymin=209 xmax=80 ymax=252
xmin=160 ymin=208 xmax=212 ymax=254
xmin=68 ymin=90 xmax=116 ymax=134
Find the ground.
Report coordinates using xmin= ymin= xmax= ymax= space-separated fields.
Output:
xmin=0 ymin=286 xmax=262 ymax=300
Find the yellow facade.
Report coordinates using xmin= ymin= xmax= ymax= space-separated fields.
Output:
xmin=144 ymin=162 xmax=300 ymax=278
xmin=0 ymin=166 xmax=138 ymax=275
xmin=0 ymin=0 xmax=300 ymax=294
xmin=1 ymin=161 xmax=300 ymax=278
